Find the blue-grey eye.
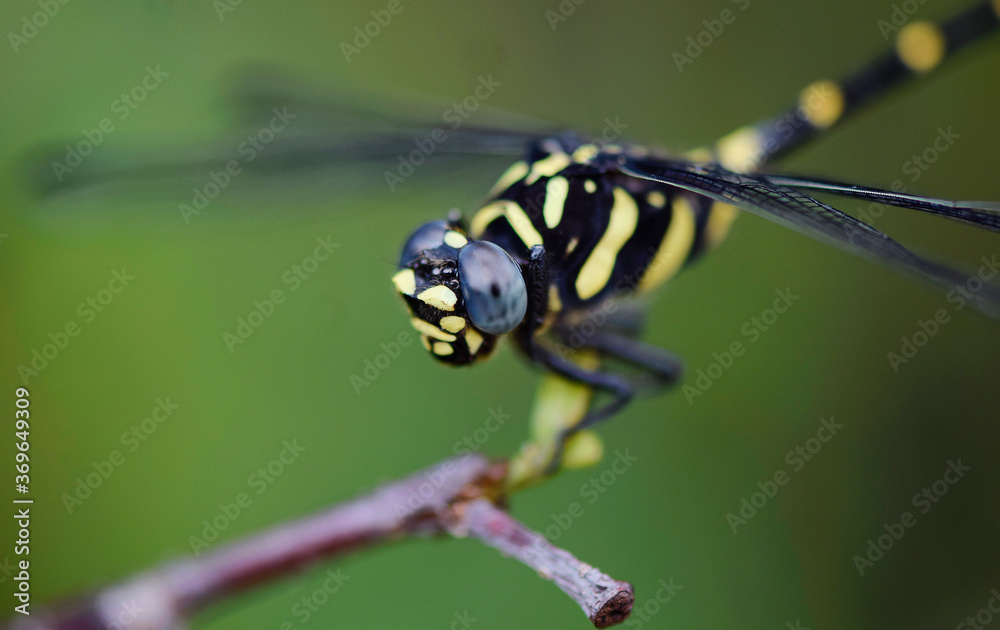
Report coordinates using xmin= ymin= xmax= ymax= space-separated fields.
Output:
xmin=399 ymin=220 xmax=448 ymax=267
xmin=458 ymin=241 xmax=527 ymax=335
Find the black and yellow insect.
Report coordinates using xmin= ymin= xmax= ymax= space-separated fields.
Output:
xmin=27 ymin=1 xmax=1000 ymax=474
xmin=390 ymin=1 xmax=1000 ymax=470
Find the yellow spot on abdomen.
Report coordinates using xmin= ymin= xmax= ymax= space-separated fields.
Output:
xmin=576 ymin=187 xmax=639 ymax=300
xmin=543 ymin=176 xmax=569 ymax=229
xmin=717 ymin=126 xmax=765 ymax=172
xmin=799 ymin=80 xmax=845 ymax=130
xmin=897 ymin=22 xmax=945 ymax=73
xmin=443 ymin=231 xmax=467 ymax=248
xmin=411 ymin=317 xmax=457 ymax=342
xmin=470 ymin=200 xmax=543 ymax=248
xmin=487 ymin=161 xmax=529 ymax=198
xmin=417 ymin=285 xmax=458 ymax=311
xmin=392 ymin=269 xmax=416 ymax=295
xmin=638 ymin=196 xmax=697 ymax=293
xmin=704 ymin=201 xmax=739 ymax=251
xmin=439 ymin=315 xmax=466 ymax=333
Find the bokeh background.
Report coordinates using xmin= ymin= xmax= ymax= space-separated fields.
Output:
xmin=2 ymin=1 xmax=999 ymax=628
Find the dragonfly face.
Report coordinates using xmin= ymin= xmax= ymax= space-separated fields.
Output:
xmin=392 ymin=219 xmax=527 ymax=365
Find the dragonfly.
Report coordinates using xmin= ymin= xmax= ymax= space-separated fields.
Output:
xmin=30 ymin=2 xmax=1000 ymax=475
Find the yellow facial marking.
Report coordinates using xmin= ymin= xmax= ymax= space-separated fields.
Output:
xmin=647 ymin=191 xmax=667 ymax=209
xmin=704 ymin=201 xmax=739 ymax=250
xmin=420 ymin=335 xmax=432 ymax=351
xmin=639 ymin=196 xmax=697 ymax=293
xmin=584 ymin=179 xmax=597 ymax=194
xmin=439 ymin=315 xmax=466 ymax=333
xmin=799 ymin=80 xmax=845 ymax=130
xmin=897 ymin=22 xmax=945 ymax=73
xmin=717 ymin=126 xmax=765 ymax=172
xmin=487 ymin=161 xmax=529 ymax=198
xmin=566 ymin=237 xmax=579 ymax=254
xmin=525 ymin=151 xmax=572 ymax=185
xmin=443 ymin=231 xmax=468 ymax=249
xmin=465 ymin=328 xmax=484 ymax=355
xmin=543 ymin=176 xmax=570 ymax=229
xmin=576 ymin=187 xmax=639 ymax=300
xmin=392 ymin=269 xmax=416 ymax=295
xmin=572 ymin=144 xmax=599 ymax=163
xmin=470 ymin=200 xmax=543 ymax=247
xmin=416 ymin=285 xmax=457 ymax=311
xmin=411 ymin=317 xmax=457 ymax=342
xmin=432 ymin=342 xmax=454 ymax=356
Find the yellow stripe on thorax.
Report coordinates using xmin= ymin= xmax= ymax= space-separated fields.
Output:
xmin=638 ymin=196 xmax=696 ymax=293
xmin=576 ymin=187 xmax=639 ymax=300
xmin=470 ymin=199 xmax=544 ymax=247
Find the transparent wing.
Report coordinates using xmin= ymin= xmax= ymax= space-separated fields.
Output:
xmin=619 ymin=156 xmax=1000 ymax=319
xmin=24 ymin=70 xmax=555 ymax=201
xmin=762 ymin=174 xmax=1000 ymax=232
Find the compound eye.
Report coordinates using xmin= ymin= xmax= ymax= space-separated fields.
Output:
xmin=457 ymin=241 xmax=527 ymax=335
xmin=399 ymin=220 xmax=448 ymax=267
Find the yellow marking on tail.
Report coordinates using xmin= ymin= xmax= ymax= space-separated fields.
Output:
xmin=717 ymin=126 xmax=765 ymax=172
xmin=799 ymin=80 xmax=845 ymax=130
xmin=897 ymin=22 xmax=945 ymax=73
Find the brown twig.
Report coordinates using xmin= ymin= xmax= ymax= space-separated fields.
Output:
xmin=12 ymin=454 xmax=633 ymax=629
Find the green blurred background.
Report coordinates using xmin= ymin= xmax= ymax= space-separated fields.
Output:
xmin=2 ymin=1 xmax=999 ymax=628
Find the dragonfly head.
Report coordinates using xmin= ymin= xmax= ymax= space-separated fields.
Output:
xmin=392 ymin=219 xmax=528 ymax=365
